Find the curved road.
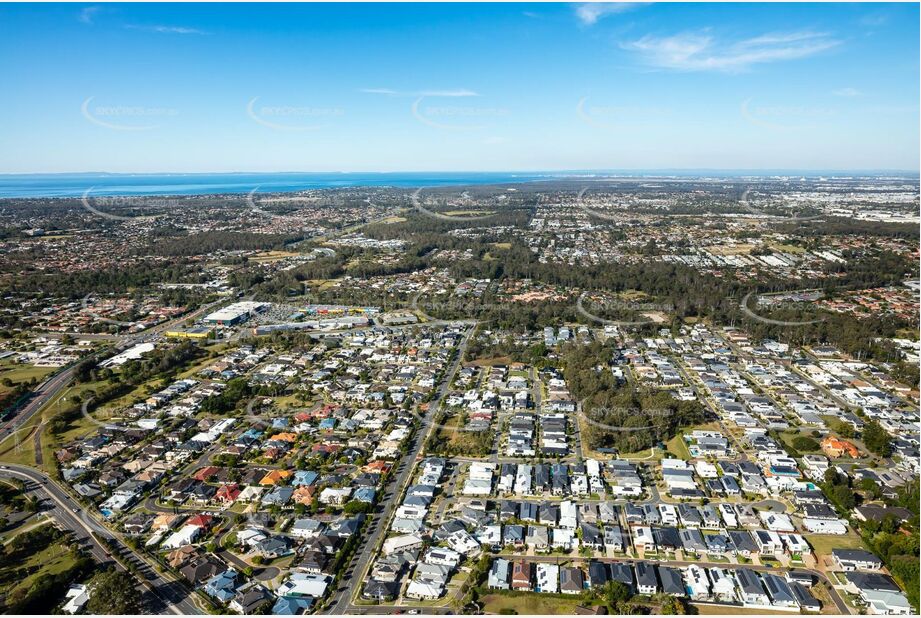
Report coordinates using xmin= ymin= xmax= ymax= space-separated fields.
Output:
xmin=0 ymin=463 xmax=201 ymax=615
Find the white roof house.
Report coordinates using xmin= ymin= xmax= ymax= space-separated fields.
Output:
xmin=319 ymin=487 xmax=352 ymax=505
xmin=633 ymin=526 xmax=655 ymax=551
xmin=477 ymin=524 xmax=502 ymax=546
xmin=759 ymin=512 xmax=795 ymax=532
xmin=382 ymin=534 xmax=424 ymax=555
xmin=62 ymin=584 xmax=90 ymax=614
xmin=802 ymin=518 xmax=848 ymax=535
xmin=463 ymin=478 xmax=492 ymax=496
xmin=536 ymin=563 xmax=560 ymax=594
xmin=447 ymin=530 xmax=481 ymax=556
xmin=162 ymin=524 xmax=201 ymax=549
xmin=425 ymin=547 xmax=462 ymax=568
xmin=559 ymin=500 xmax=578 ymax=529
xmin=276 ymin=573 xmax=330 ymax=598
xmin=551 ymin=527 xmax=575 ymax=550
xmin=709 ymin=568 xmax=737 ymax=601
xmin=862 ymin=588 xmax=912 ymax=615
xmin=695 ymin=461 xmax=719 ymax=478
xmin=683 ymin=564 xmax=711 ymax=600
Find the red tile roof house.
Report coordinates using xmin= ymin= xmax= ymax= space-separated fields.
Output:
xmin=193 ymin=466 xmax=221 ymax=482
xmin=311 ymin=443 xmax=341 ymax=456
xmin=512 ymin=560 xmax=533 ymax=591
xmin=187 ymin=514 xmax=214 ymax=530
xmin=364 ymin=460 xmax=392 ymax=474
xmin=215 ymin=484 xmax=241 ymax=505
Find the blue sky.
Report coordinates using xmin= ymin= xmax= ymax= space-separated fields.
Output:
xmin=0 ymin=2 xmax=917 ymax=173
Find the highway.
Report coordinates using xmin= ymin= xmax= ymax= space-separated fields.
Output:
xmin=1 ymin=367 xmax=75 ymax=438
xmin=1 ymin=297 xmax=227 ymax=452
xmin=0 ymin=301 xmax=231 ymax=614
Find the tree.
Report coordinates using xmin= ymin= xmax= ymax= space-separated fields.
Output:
xmin=86 ymin=570 xmax=142 ymax=615
xmin=342 ymin=500 xmax=372 ymax=515
xmin=603 ymin=580 xmax=631 ymax=609
xmin=862 ymin=420 xmax=892 ymax=457
xmin=791 ymin=436 xmax=820 ymax=452
xmin=659 ymin=595 xmax=687 ymax=614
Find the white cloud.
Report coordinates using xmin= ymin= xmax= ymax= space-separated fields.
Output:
xmin=361 ymin=88 xmax=479 ymax=98
xmin=621 ymin=30 xmax=840 ymax=72
xmin=832 ymin=87 xmax=862 ymax=97
xmin=418 ymin=89 xmax=478 ymax=98
xmin=126 ymin=24 xmax=207 ymax=35
xmin=859 ymin=13 xmax=889 ymax=27
xmin=79 ymin=6 xmax=100 ymax=25
xmin=575 ymin=3 xmax=648 ymax=26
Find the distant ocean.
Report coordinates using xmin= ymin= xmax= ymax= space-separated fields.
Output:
xmin=1 ymin=170 xmax=912 ymax=198
xmin=0 ymin=172 xmax=566 ymax=198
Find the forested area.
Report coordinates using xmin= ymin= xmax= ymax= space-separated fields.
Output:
xmin=778 ymin=217 xmax=920 ymax=240
xmin=562 ymin=342 xmax=708 ymax=454
xmin=298 ymin=221 xmax=917 ymax=365
xmin=144 ymin=230 xmax=303 ymax=256
xmin=3 ymin=260 xmax=203 ymax=297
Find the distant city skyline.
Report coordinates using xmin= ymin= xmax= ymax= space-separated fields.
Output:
xmin=0 ymin=2 xmax=918 ymax=173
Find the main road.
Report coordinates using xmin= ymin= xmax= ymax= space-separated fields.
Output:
xmin=0 ymin=367 xmax=75 ymax=438
xmin=0 ymin=297 xmax=227 ymax=450
xmin=0 ymin=463 xmax=202 ymax=615
xmin=325 ymin=324 xmax=476 ymax=614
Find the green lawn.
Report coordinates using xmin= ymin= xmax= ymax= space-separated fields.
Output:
xmin=481 ymin=593 xmax=594 ymax=615
xmin=0 ymin=362 xmax=56 ymax=395
xmin=0 ymin=529 xmax=79 ymax=600
xmin=666 ymin=434 xmax=692 ymax=460
xmin=618 ymin=446 xmax=665 ymax=461
xmin=0 ymin=379 xmax=110 ymax=469
xmin=692 ymin=604 xmax=791 ymax=615
xmin=806 ymin=532 xmax=867 ymax=557
xmin=0 ymin=424 xmax=40 ymax=467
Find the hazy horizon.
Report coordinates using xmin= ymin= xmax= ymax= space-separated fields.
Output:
xmin=1 ymin=3 xmax=918 ymax=174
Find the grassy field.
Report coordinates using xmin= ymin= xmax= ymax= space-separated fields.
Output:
xmin=818 ymin=415 xmax=856 ymax=439
xmin=442 ymin=210 xmax=495 ymax=217
xmin=616 ymin=446 xmax=665 ymax=461
xmin=620 ymin=289 xmax=652 ymax=301
xmin=480 ymin=593 xmax=594 ymax=614
xmin=666 ymin=434 xmax=692 ymax=460
xmin=467 ymin=357 xmax=513 ymax=367
xmin=0 ymin=362 xmax=56 ymax=398
xmin=271 ymin=394 xmax=314 ymax=410
xmin=770 ymin=243 xmax=807 ymax=254
xmin=805 ymin=532 xmax=867 ymax=556
xmin=778 ymin=429 xmax=822 ymax=453
xmin=0 ymin=528 xmax=79 ymax=601
xmin=692 ymin=604 xmax=790 ymax=615
xmin=707 ymin=244 xmax=755 ymax=256
xmin=434 ymin=411 xmax=492 ymax=457
xmin=249 ymin=250 xmax=300 ymax=263
xmin=0 ymin=371 xmax=132 ymax=467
